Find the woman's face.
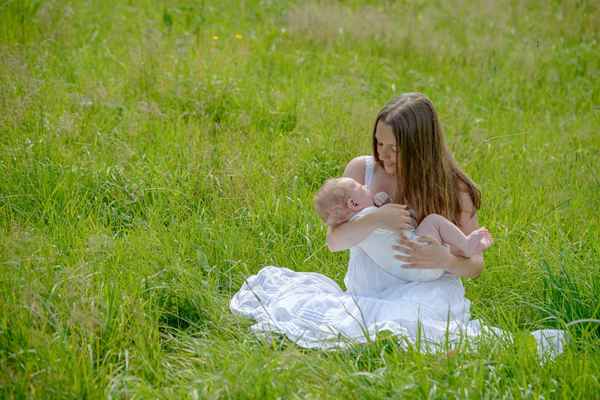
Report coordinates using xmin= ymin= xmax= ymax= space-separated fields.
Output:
xmin=375 ymin=121 xmax=399 ymax=176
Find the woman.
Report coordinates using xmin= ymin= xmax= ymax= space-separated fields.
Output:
xmin=230 ymin=93 xmax=563 ymax=355
xmin=330 ymin=92 xmax=484 ymax=298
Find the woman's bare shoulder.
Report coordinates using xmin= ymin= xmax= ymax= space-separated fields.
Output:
xmin=456 ymin=180 xmax=480 ymax=213
xmin=457 ymin=187 xmax=475 ymax=213
xmin=456 ymin=181 xmax=479 ymax=234
xmin=342 ymin=156 xmax=369 ymax=183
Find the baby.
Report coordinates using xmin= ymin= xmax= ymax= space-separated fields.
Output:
xmin=314 ymin=177 xmax=493 ymax=259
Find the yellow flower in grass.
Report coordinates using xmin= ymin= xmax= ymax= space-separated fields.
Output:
xmin=235 ymin=33 xmax=243 ymax=40
xmin=212 ymin=35 xmax=219 ymax=40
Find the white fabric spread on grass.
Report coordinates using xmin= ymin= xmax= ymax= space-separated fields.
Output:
xmin=230 ymin=266 xmax=564 ymax=358
xmin=230 ymin=156 xmax=565 ymax=358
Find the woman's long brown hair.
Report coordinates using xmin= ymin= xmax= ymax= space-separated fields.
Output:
xmin=372 ymin=93 xmax=481 ymax=225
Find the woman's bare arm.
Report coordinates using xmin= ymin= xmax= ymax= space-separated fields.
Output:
xmin=327 ymin=157 xmax=369 ymax=251
xmin=445 ymin=253 xmax=484 ymax=278
xmin=326 ymin=156 xmax=413 ymax=252
xmin=327 ymin=211 xmax=383 ymax=252
xmin=393 ymin=192 xmax=485 ymax=278
xmin=327 ymin=204 xmax=415 ymax=251
xmin=448 ymin=193 xmax=485 ymax=277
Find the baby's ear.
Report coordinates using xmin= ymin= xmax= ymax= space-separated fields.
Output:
xmin=346 ymin=198 xmax=359 ymax=211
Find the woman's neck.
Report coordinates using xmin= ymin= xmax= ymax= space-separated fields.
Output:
xmin=370 ymin=163 xmax=399 ymax=201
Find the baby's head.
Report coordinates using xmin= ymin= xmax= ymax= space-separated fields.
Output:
xmin=314 ymin=177 xmax=374 ymax=226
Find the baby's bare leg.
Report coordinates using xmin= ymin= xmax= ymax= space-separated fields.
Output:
xmin=415 ymin=214 xmax=492 ymax=257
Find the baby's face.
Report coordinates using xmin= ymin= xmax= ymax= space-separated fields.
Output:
xmin=338 ymin=178 xmax=373 ymax=211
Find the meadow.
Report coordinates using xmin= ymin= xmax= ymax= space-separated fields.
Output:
xmin=1 ymin=0 xmax=599 ymax=398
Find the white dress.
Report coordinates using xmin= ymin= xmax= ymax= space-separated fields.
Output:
xmin=230 ymin=157 xmax=564 ymax=358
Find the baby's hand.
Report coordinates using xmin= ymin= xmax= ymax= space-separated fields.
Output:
xmin=376 ymin=204 xmax=416 ymax=231
xmin=373 ymin=192 xmax=391 ymax=207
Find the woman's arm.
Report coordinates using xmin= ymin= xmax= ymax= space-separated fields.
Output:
xmin=326 ymin=156 xmax=414 ymax=252
xmin=327 ymin=210 xmax=383 ymax=252
xmin=327 ymin=204 xmax=413 ymax=251
xmin=446 ymin=254 xmax=484 ymax=278
xmin=393 ymin=192 xmax=485 ymax=278
xmin=394 ymin=235 xmax=483 ymax=278
xmin=450 ymin=195 xmax=485 ymax=277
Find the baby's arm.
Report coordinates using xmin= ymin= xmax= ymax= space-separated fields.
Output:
xmin=415 ymin=214 xmax=492 ymax=257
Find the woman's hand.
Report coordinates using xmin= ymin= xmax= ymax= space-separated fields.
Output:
xmin=393 ymin=234 xmax=484 ymax=277
xmin=376 ymin=204 xmax=416 ymax=231
xmin=393 ymin=235 xmax=453 ymax=269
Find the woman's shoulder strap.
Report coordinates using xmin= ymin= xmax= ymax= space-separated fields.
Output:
xmin=364 ymin=156 xmax=375 ymax=187
xmin=343 ymin=156 xmax=369 ymax=184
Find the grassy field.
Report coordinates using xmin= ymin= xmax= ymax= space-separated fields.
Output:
xmin=1 ymin=0 xmax=599 ymax=398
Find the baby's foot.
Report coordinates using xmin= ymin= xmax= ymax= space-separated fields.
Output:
xmin=463 ymin=228 xmax=493 ymax=257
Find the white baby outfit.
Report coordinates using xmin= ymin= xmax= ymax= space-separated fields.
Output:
xmin=350 ymin=205 xmax=445 ymax=282
xmin=230 ymin=156 xmax=564 ymax=357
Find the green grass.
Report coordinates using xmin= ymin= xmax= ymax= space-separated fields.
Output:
xmin=1 ymin=0 xmax=599 ymax=398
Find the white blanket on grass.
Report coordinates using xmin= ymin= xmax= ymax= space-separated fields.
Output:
xmin=230 ymin=264 xmax=565 ymax=360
